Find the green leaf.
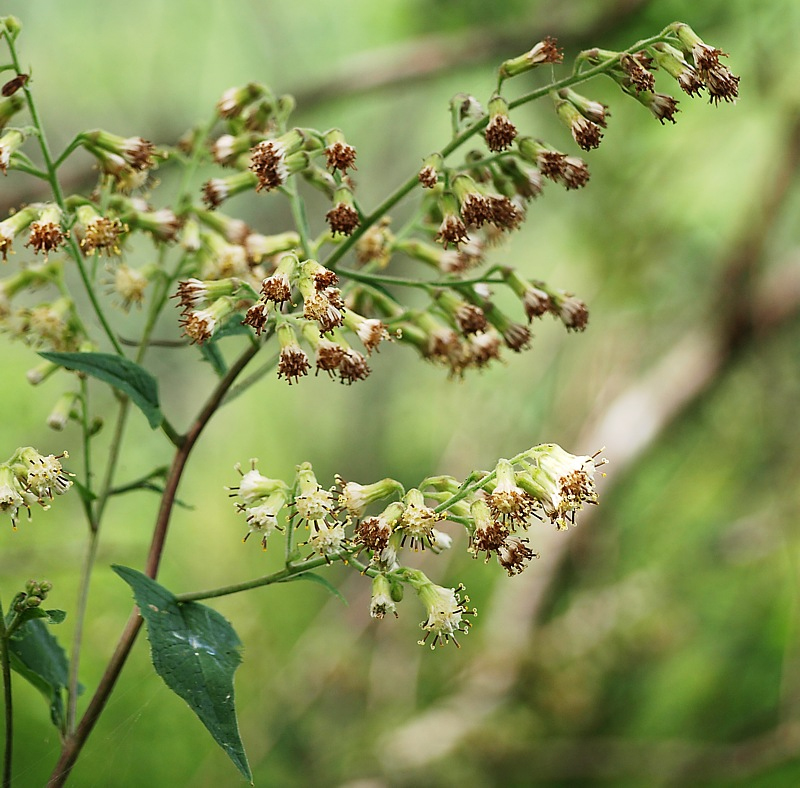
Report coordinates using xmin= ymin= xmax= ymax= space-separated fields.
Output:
xmin=280 ymin=572 xmax=348 ymax=605
xmin=113 ymin=565 xmax=251 ymax=781
xmin=8 ymin=619 xmax=70 ymax=730
xmin=39 ymin=351 xmax=163 ymax=429
xmin=14 ymin=607 xmax=67 ymax=627
xmin=199 ymin=341 xmax=227 ymax=377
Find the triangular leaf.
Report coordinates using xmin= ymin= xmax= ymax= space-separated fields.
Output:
xmin=279 ymin=572 xmax=348 ymax=605
xmin=8 ymin=619 xmax=70 ymax=730
xmin=113 ymin=565 xmax=251 ymax=781
xmin=39 ymin=351 xmax=163 ymax=429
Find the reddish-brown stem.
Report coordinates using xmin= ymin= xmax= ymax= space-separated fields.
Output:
xmin=47 ymin=342 xmax=261 ymax=787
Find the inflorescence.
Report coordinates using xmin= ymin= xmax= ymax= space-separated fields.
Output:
xmin=228 ymin=445 xmax=606 ymax=647
xmin=0 ymin=22 xmax=739 ymax=405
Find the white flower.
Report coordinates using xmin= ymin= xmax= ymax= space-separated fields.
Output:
xmin=417 ymin=582 xmax=474 ymax=649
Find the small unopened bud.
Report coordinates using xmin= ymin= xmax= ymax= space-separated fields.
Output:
xmin=47 ymin=392 xmax=79 ymax=431
xmin=0 ymin=94 xmax=24 ymax=132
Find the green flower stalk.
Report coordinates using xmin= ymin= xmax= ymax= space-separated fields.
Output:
xmin=197 ymin=210 xmax=249 ymax=246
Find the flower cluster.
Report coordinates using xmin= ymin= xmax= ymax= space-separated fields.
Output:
xmin=227 ymin=444 xmax=604 ymax=647
xmin=0 ymin=446 xmax=72 ymax=530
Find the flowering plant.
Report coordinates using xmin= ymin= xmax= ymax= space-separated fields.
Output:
xmin=0 ymin=14 xmax=737 ymax=784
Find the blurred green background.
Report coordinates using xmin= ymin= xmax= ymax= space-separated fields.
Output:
xmin=2 ymin=0 xmax=800 ymax=785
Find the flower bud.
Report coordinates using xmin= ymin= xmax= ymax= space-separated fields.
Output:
xmin=0 ymin=94 xmax=24 ymax=132
xmin=0 ymin=128 xmax=26 ymax=174
xmin=370 ymin=574 xmax=398 ymax=619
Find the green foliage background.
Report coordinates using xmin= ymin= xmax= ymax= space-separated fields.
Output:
xmin=2 ymin=0 xmax=799 ymax=785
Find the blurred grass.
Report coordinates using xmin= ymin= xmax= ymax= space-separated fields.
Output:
xmin=2 ymin=0 xmax=800 ymax=785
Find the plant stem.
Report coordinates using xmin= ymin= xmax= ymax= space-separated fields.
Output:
xmin=176 ymin=553 xmax=348 ymax=603
xmin=48 ymin=341 xmax=261 ymax=787
xmin=0 ymin=602 xmax=13 ymax=788
xmin=285 ymin=179 xmax=313 ymax=258
xmin=65 ymin=397 xmax=130 ymax=735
